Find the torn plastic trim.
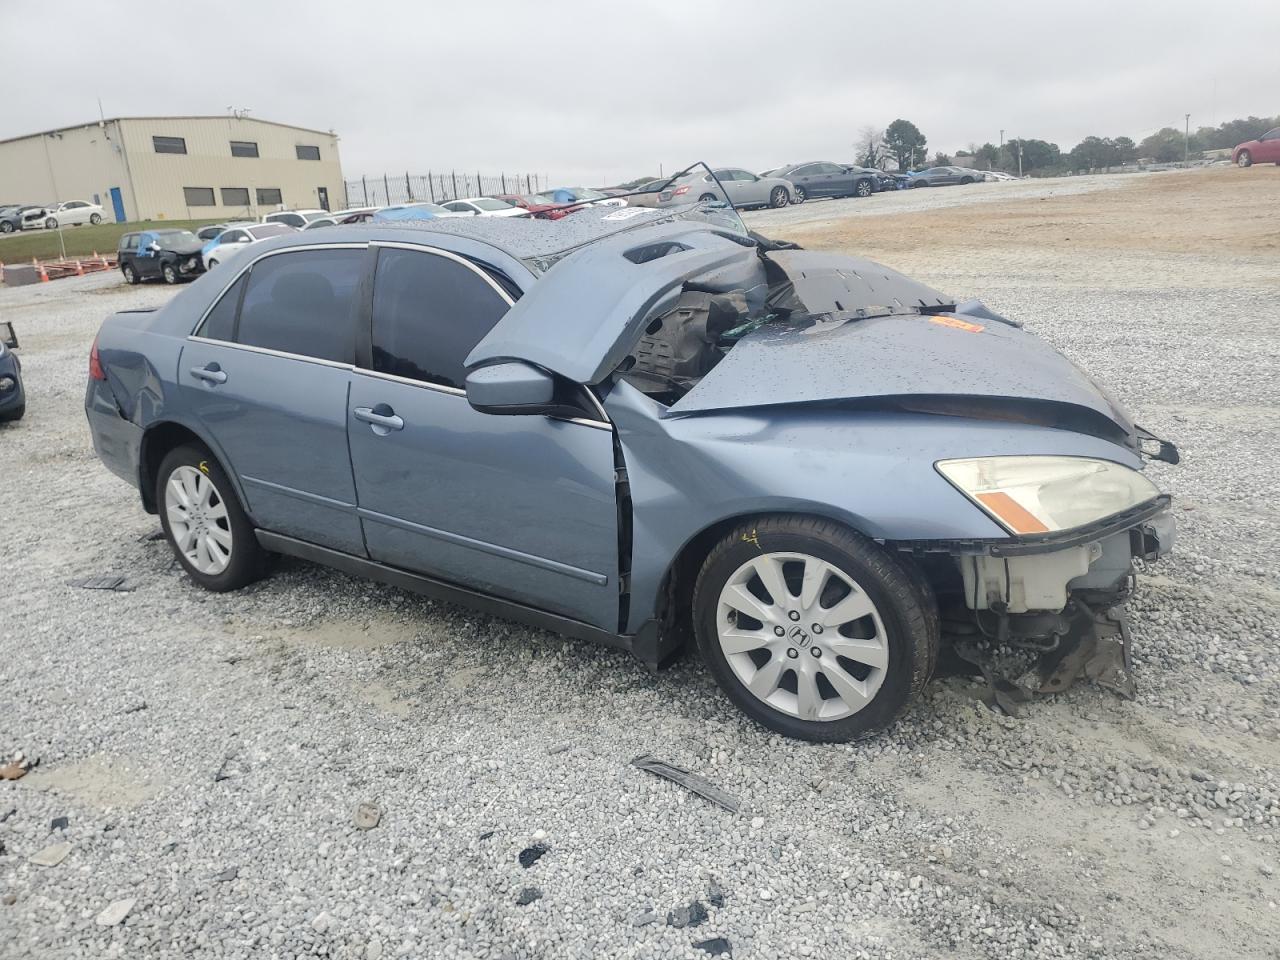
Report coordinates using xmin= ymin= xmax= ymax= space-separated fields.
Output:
xmin=1134 ymin=424 xmax=1180 ymax=464
xmin=886 ymin=495 xmax=1171 ymax=558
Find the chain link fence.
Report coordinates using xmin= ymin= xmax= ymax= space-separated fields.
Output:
xmin=343 ymin=172 xmax=550 ymax=208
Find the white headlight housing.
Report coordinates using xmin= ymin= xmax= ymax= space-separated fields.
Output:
xmin=936 ymin=456 xmax=1160 ymax=536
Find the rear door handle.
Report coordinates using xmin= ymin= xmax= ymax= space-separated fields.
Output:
xmin=190 ymin=364 xmax=227 ymax=385
xmin=353 ymin=405 xmax=404 ymax=433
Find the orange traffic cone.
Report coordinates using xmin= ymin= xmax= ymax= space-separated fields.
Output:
xmin=75 ymin=260 xmax=85 ymax=276
xmin=38 ymin=262 xmax=49 ymax=282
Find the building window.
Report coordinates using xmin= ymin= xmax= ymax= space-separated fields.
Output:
xmin=153 ymin=136 xmax=187 ymax=155
xmin=256 ymin=187 xmax=283 ymax=206
xmin=230 ymin=141 xmax=259 ymax=158
xmin=220 ymin=187 xmax=250 ymax=206
xmin=295 ymin=144 xmax=321 ymax=161
xmin=183 ymin=187 xmax=216 ymax=206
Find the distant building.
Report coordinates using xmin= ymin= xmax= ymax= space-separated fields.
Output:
xmin=0 ymin=115 xmax=344 ymax=223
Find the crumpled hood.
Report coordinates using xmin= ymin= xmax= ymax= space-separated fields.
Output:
xmin=669 ymin=307 xmax=1136 ymax=443
xmin=162 ymin=238 xmax=204 ymax=255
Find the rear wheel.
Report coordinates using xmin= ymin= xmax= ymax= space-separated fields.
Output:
xmin=693 ymin=516 xmax=937 ymax=742
xmin=792 ymin=186 xmax=807 ymax=203
xmin=89 ymin=213 xmax=102 ymax=225
xmin=855 ymin=178 xmax=873 ymax=197
xmin=121 ymin=263 xmax=138 ymax=284
xmin=0 ymin=221 xmax=13 ymax=234
xmin=769 ymin=186 xmax=789 ymax=208
xmin=45 ymin=217 xmax=57 ymax=229
xmin=1237 ymin=149 xmax=1252 ymax=167
xmin=698 ymin=192 xmax=717 ymax=202
xmin=157 ymin=444 xmax=264 ymax=592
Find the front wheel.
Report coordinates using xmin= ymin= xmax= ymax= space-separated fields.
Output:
xmin=698 ymin=192 xmax=717 ymax=202
xmin=693 ymin=516 xmax=937 ymax=742
xmin=157 ymin=444 xmax=264 ymax=592
xmin=769 ymin=186 xmax=788 ymax=208
xmin=89 ymin=213 xmax=102 ymax=224
xmin=162 ymin=263 xmax=179 ymax=284
xmin=1237 ymin=149 xmax=1252 ymax=167
xmin=0 ymin=221 xmax=13 ymax=234
xmin=855 ymin=179 xmax=873 ymax=197
xmin=45 ymin=217 xmax=57 ymax=229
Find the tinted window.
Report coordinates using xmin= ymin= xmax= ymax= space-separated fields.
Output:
xmin=371 ymin=248 xmax=510 ymax=389
xmin=221 ymin=230 xmax=247 ymax=243
xmin=153 ymin=136 xmax=187 ymax=154
xmin=221 ymin=187 xmax=250 ymax=206
xmin=296 ymin=144 xmax=321 ymax=160
xmin=257 ymin=187 xmax=283 ymax=205
xmin=237 ymin=249 xmax=364 ymax=363
xmin=118 ymin=233 xmax=137 ymax=251
xmin=184 ymin=187 xmax=215 ymax=206
xmin=731 ymin=170 xmax=755 ymax=181
xmin=198 ymin=273 xmax=247 ymax=341
xmin=230 ymin=141 xmax=259 ymax=158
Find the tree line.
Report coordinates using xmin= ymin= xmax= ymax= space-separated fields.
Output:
xmin=855 ymin=114 xmax=1278 ymax=175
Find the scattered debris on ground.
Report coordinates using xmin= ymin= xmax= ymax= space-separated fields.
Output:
xmin=632 ymin=754 xmax=740 ymax=813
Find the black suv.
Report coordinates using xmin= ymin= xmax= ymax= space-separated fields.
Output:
xmin=118 ymin=229 xmax=206 ymax=284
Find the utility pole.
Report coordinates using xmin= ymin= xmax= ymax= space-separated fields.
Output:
xmin=1184 ymin=113 xmax=1191 ymax=166
xmin=1016 ymin=139 xmax=1023 ymax=178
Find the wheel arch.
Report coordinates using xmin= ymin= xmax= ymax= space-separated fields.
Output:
xmin=638 ymin=506 xmax=884 ymax=658
xmin=137 ymin=419 xmax=250 ymax=518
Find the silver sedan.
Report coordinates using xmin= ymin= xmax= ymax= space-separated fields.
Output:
xmin=657 ymin=168 xmax=795 ymax=209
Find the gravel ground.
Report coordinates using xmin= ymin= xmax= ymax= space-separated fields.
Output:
xmin=2 ymin=175 xmax=1278 ymax=960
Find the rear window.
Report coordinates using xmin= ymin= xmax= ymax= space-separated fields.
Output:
xmin=235 ymin=249 xmax=364 ymax=363
xmin=198 ymin=273 xmax=247 ymax=341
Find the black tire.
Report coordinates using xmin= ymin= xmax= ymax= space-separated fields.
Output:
xmin=90 ymin=213 xmax=102 ymax=225
xmin=960 ymin=176 xmax=974 ymax=184
xmin=1237 ymin=150 xmax=1252 ymax=168
xmin=698 ymin=192 xmax=717 ymax=202
xmin=121 ymin=263 xmax=139 ymax=285
xmin=910 ymin=179 xmax=928 ymax=188
xmin=45 ymin=217 xmax=57 ymax=229
xmin=692 ymin=516 xmax=938 ymax=742
xmin=769 ymin=186 xmax=788 ymax=208
xmin=0 ymin=221 xmax=13 ymax=234
xmin=162 ymin=263 xmax=178 ymax=285
xmin=792 ymin=186 xmax=807 ymax=204
xmin=0 ymin=403 xmax=24 ymax=422
xmin=156 ymin=443 xmax=264 ymax=592
xmin=855 ymin=178 xmax=873 ymax=197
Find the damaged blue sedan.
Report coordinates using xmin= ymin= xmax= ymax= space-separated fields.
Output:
xmin=85 ymin=187 xmax=1177 ymax=741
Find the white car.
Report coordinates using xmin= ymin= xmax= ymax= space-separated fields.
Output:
xmin=203 ymin=222 xmax=297 ymax=270
xmin=262 ymin=208 xmax=330 ymax=228
xmin=37 ymin=200 xmax=106 ymax=229
xmin=300 ymin=208 xmax=379 ymax=230
xmin=440 ymin=197 xmax=530 ymax=218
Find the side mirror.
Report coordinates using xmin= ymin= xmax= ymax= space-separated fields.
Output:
xmin=465 ymin=361 xmax=558 ymax=416
xmin=147 ymin=242 xmax=160 ymax=253
xmin=0 ymin=321 xmax=18 ymax=350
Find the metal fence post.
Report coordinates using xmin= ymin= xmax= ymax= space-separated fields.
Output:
xmin=406 ymin=172 xmax=413 ymax=202
xmin=427 ymin=172 xmax=435 ymax=202
xmin=383 ymin=173 xmax=391 ymax=206
xmin=451 ymin=170 xmax=458 ymax=199
xmin=362 ymin=176 xmax=368 ymax=206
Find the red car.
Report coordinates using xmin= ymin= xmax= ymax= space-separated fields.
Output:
xmin=1232 ymin=127 xmax=1280 ymax=167
xmin=490 ymin=193 xmax=571 ymax=220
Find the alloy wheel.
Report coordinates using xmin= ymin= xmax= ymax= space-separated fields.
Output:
xmin=164 ymin=465 xmax=233 ymax=575
xmin=1238 ymin=150 xmax=1252 ymax=167
xmin=715 ymin=551 xmax=888 ymax=721
xmin=793 ymin=187 xmax=806 ymax=203
xmin=856 ymin=180 xmax=872 ymax=197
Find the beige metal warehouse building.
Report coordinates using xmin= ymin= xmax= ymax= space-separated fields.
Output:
xmin=0 ymin=115 xmax=344 ymax=224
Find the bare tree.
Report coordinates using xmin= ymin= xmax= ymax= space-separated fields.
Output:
xmin=856 ymin=125 xmax=887 ymax=168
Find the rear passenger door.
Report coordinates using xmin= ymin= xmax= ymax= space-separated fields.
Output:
xmin=180 ymin=246 xmax=368 ymax=555
xmin=346 ymin=242 xmax=621 ymax=630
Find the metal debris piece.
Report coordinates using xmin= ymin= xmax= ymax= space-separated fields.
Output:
xmin=354 ymin=802 xmax=381 ymax=830
xmin=67 ymin=575 xmax=135 ymax=592
xmin=212 ymin=867 xmax=238 ymax=883
xmin=121 ymin=701 xmax=148 ymax=715
xmin=0 ymin=807 xmax=15 ymax=824
xmin=694 ymin=937 xmax=733 ymax=957
xmin=708 ymin=880 xmax=727 ymax=909
xmin=29 ymin=842 xmax=72 ymax=867
xmin=631 ymin=755 xmax=740 ymax=813
xmin=632 ymin=909 xmax=658 ymax=926
xmin=667 ymin=901 xmax=709 ymax=929
xmin=478 ymin=830 xmax=495 ymax=841
xmin=50 ymin=816 xmax=69 ymax=832
xmin=518 ymin=843 xmax=549 ymax=868
xmin=95 ymin=898 xmax=136 ymax=927
xmin=515 ymin=887 xmax=542 ymax=906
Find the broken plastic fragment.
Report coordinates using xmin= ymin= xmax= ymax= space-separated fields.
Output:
xmin=631 ymin=755 xmax=740 ymax=813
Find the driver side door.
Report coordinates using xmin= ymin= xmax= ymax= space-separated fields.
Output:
xmin=134 ymin=233 xmax=162 ymax=280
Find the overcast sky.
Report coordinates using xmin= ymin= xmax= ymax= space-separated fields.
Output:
xmin=3 ymin=0 xmax=1276 ymax=183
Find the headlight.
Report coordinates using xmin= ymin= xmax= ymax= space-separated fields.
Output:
xmin=936 ymin=456 xmax=1160 ymax=535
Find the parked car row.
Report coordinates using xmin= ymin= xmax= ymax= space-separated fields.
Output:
xmin=0 ymin=200 xmax=105 ymax=233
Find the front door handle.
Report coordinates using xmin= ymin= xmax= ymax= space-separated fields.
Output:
xmin=354 ymin=405 xmax=404 ymax=434
xmin=190 ymin=364 xmax=227 ymax=385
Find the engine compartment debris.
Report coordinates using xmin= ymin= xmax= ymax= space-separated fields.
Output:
xmin=631 ymin=755 xmax=740 ymax=813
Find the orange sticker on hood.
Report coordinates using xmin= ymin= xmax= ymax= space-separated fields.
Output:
xmin=928 ymin=315 xmax=984 ymax=333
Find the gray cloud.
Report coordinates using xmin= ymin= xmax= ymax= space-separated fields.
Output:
xmin=2 ymin=0 xmax=1276 ymax=183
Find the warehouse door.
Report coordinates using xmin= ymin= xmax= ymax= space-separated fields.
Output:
xmin=109 ymin=188 xmax=125 ymax=223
